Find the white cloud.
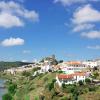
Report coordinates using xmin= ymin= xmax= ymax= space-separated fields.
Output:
xmin=73 ymin=23 xmax=95 ymax=32
xmin=72 ymin=4 xmax=100 ymax=39
xmin=0 ymin=12 xmax=24 ymax=28
xmin=0 ymin=1 xmax=39 ymax=28
xmin=73 ymin=4 xmax=100 ymax=24
xmin=1 ymin=37 xmax=24 ymax=47
xmin=54 ymin=0 xmax=99 ymax=6
xmin=81 ymin=31 xmax=100 ymax=39
xmin=23 ymin=50 xmax=31 ymax=54
xmin=87 ymin=45 xmax=100 ymax=50
xmin=54 ymin=0 xmax=83 ymax=6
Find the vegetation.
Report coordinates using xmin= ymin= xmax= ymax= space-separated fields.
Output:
xmin=2 ymin=93 xmax=12 ymax=100
xmin=0 ymin=61 xmax=33 ymax=71
xmin=85 ymin=78 xmax=91 ymax=84
xmin=1 ymin=67 xmax=100 ymax=100
xmin=22 ymin=71 xmax=31 ymax=77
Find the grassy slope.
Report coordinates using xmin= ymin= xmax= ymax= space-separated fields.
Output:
xmin=2 ymin=71 xmax=100 ymax=100
xmin=13 ymin=72 xmax=57 ymax=100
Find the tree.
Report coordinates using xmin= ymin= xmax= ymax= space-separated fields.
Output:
xmin=58 ymin=60 xmax=63 ymax=63
xmin=2 ymin=93 xmax=12 ymax=100
xmin=51 ymin=59 xmax=58 ymax=65
xmin=78 ymin=80 xmax=84 ymax=86
xmin=48 ymin=79 xmax=56 ymax=91
xmin=93 ymin=72 xmax=99 ymax=79
xmin=52 ymin=79 xmax=56 ymax=83
xmin=93 ymin=67 xmax=98 ymax=71
xmin=8 ymin=83 xmax=17 ymax=94
xmin=85 ymin=78 xmax=91 ymax=84
xmin=89 ymin=86 xmax=96 ymax=91
xmin=62 ymin=83 xmax=66 ymax=88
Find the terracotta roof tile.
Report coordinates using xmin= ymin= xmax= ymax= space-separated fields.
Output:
xmin=58 ymin=72 xmax=86 ymax=79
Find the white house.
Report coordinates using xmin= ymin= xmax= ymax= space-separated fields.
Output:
xmin=95 ymin=59 xmax=100 ymax=67
xmin=56 ymin=72 xmax=87 ymax=86
xmin=82 ymin=60 xmax=97 ymax=68
xmin=41 ymin=65 xmax=52 ymax=73
xmin=58 ymin=61 xmax=86 ymax=74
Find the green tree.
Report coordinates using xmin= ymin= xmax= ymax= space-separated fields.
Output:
xmin=62 ymin=83 xmax=66 ymax=88
xmin=48 ymin=79 xmax=56 ymax=91
xmin=85 ymin=78 xmax=91 ymax=84
xmin=8 ymin=83 xmax=17 ymax=94
xmin=58 ymin=60 xmax=63 ymax=63
xmin=78 ymin=80 xmax=84 ymax=86
xmin=89 ymin=86 xmax=96 ymax=91
xmin=93 ymin=72 xmax=99 ymax=79
xmin=2 ymin=93 xmax=12 ymax=100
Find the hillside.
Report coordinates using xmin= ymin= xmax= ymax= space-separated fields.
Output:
xmin=2 ymin=70 xmax=100 ymax=100
xmin=0 ymin=61 xmax=33 ymax=71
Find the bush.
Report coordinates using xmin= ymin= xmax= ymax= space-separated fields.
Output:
xmin=43 ymin=77 xmax=48 ymax=82
xmin=48 ymin=79 xmax=56 ymax=91
xmin=78 ymin=80 xmax=84 ymax=86
xmin=61 ymin=96 xmax=68 ymax=100
xmin=93 ymin=72 xmax=99 ymax=79
xmin=48 ymin=83 xmax=54 ymax=91
xmin=85 ymin=78 xmax=91 ymax=84
xmin=73 ymin=94 xmax=78 ymax=100
xmin=62 ymin=83 xmax=66 ymax=88
xmin=58 ymin=70 xmax=63 ymax=73
xmin=8 ymin=83 xmax=17 ymax=94
xmin=2 ymin=93 xmax=12 ymax=100
xmin=52 ymin=79 xmax=56 ymax=83
xmin=88 ymin=86 xmax=96 ymax=91
xmin=22 ymin=71 xmax=31 ymax=77
xmin=63 ymin=85 xmax=76 ymax=93
xmin=32 ymin=67 xmax=41 ymax=72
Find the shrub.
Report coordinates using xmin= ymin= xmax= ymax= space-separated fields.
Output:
xmin=78 ymin=80 xmax=84 ymax=86
xmin=88 ymin=86 xmax=96 ymax=91
xmin=52 ymin=79 xmax=56 ymax=83
xmin=2 ymin=93 xmax=12 ymax=100
xmin=32 ymin=67 xmax=41 ymax=72
xmin=61 ymin=96 xmax=68 ymax=100
xmin=48 ymin=79 xmax=56 ymax=91
xmin=22 ymin=71 xmax=31 ymax=77
xmin=43 ymin=77 xmax=48 ymax=82
xmin=8 ymin=83 xmax=17 ymax=94
xmin=85 ymin=78 xmax=91 ymax=84
xmin=63 ymin=85 xmax=76 ymax=93
xmin=73 ymin=94 xmax=78 ymax=100
xmin=62 ymin=83 xmax=66 ymax=88
xmin=93 ymin=72 xmax=99 ymax=79
xmin=48 ymin=83 xmax=54 ymax=91
xmin=58 ymin=70 xmax=63 ymax=73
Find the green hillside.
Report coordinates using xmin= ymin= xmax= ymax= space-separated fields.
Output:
xmin=0 ymin=61 xmax=33 ymax=71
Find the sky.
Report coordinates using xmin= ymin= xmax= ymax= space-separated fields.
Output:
xmin=0 ymin=0 xmax=100 ymax=62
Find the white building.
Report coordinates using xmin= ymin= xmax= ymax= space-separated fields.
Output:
xmin=41 ymin=65 xmax=52 ymax=73
xmin=95 ymin=59 xmax=100 ymax=67
xmin=56 ymin=72 xmax=87 ymax=86
xmin=82 ymin=60 xmax=97 ymax=68
xmin=58 ymin=61 xmax=86 ymax=74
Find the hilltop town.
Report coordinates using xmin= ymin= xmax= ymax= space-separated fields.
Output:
xmin=1 ymin=55 xmax=100 ymax=100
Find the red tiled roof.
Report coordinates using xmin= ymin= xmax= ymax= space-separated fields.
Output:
xmin=58 ymin=72 xmax=86 ymax=79
xmin=58 ymin=74 xmax=73 ymax=79
xmin=74 ymin=72 xmax=86 ymax=76
xmin=65 ymin=61 xmax=81 ymax=65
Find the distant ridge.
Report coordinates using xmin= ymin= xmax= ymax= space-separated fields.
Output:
xmin=0 ymin=61 xmax=34 ymax=71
